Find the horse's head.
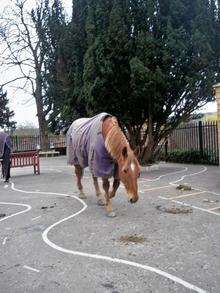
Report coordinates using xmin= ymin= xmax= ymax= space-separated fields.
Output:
xmin=118 ymin=146 xmax=140 ymax=204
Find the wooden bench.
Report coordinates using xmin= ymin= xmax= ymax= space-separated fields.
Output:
xmin=11 ymin=151 xmax=40 ymax=175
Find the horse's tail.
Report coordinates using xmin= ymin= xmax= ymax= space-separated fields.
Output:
xmin=66 ymin=123 xmax=75 ymax=165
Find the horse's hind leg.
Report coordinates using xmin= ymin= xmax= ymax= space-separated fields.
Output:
xmin=102 ymin=178 xmax=116 ymax=217
xmin=93 ymin=176 xmax=105 ymax=206
xmin=74 ymin=165 xmax=86 ymax=199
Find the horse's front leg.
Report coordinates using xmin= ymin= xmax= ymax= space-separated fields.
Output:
xmin=93 ymin=176 xmax=105 ymax=206
xmin=109 ymin=178 xmax=120 ymax=199
xmin=102 ymin=178 xmax=116 ymax=217
xmin=74 ymin=165 xmax=86 ymax=199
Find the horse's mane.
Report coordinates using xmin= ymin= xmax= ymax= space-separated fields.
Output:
xmin=104 ymin=118 xmax=130 ymax=160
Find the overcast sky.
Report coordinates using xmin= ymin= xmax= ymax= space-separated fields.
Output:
xmin=0 ymin=0 xmax=72 ymax=127
xmin=0 ymin=0 xmax=217 ymax=128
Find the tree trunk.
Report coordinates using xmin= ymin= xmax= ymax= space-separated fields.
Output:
xmin=128 ymin=127 xmax=159 ymax=164
xmin=140 ymin=139 xmax=158 ymax=164
xmin=35 ymin=76 xmax=49 ymax=151
xmin=139 ymin=102 xmax=157 ymax=164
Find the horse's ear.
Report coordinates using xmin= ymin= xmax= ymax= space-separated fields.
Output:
xmin=133 ymin=147 xmax=140 ymax=158
xmin=122 ymin=146 xmax=128 ymax=158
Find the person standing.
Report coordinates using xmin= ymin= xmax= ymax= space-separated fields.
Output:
xmin=0 ymin=132 xmax=12 ymax=183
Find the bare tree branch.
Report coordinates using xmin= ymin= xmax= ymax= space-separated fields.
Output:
xmin=0 ymin=0 xmax=50 ymax=149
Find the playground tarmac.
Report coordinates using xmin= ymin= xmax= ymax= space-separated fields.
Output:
xmin=0 ymin=156 xmax=220 ymax=293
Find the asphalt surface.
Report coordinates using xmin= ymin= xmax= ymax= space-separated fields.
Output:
xmin=0 ymin=156 xmax=220 ymax=293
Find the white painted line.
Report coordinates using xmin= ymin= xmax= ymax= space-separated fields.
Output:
xmin=2 ymin=237 xmax=7 ymax=245
xmin=31 ymin=216 xmax=42 ymax=221
xmin=208 ymin=206 xmax=220 ymax=211
xmin=167 ymin=191 xmax=206 ymax=200
xmin=139 ymin=190 xmax=146 ymax=194
xmin=142 ymin=185 xmax=171 ymax=192
xmin=170 ymin=167 xmax=207 ymax=185
xmin=23 ymin=265 xmax=40 ymax=273
xmin=10 ymin=183 xmax=207 ymax=293
xmin=44 ymin=168 xmax=62 ymax=173
xmin=42 ymin=200 xmax=206 ymax=293
xmin=191 ymin=185 xmax=220 ymax=197
xmin=0 ymin=202 xmax=32 ymax=223
xmin=140 ymin=167 xmax=188 ymax=182
xmin=159 ymin=196 xmax=220 ymax=217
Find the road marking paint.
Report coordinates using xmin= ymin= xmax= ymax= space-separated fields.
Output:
xmin=190 ymin=185 xmax=220 ymax=197
xmin=45 ymin=168 xmax=62 ymax=173
xmin=208 ymin=206 xmax=220 ymax=211
xmin=159 ymin=196 xmax=220 ymax=217
xmin=0 ymin=202 xmax=31 ymax=223
xmin=2 ymin=237 xmax=7 ymax=245
xmin=170 ymin=167 xmax=207 ymax=185
xmin=11 ymin=183 xmax=207 ymax=293
xmin=142 ymin=185 xmax=171 ymax=192
xmin=23 ymin=265 xmax=40 ymax=273
xmin=31 ymin=216 xmax=42 ymax=221
xmin=139 ymin=190 xmax=146 ymax=194
xmin=167 ymin=191 xmax=206 ymax=200
xmin=141 ymin=167 xmax=188 ymax=182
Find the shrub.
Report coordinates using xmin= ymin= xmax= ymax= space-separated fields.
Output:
xmin=159 ymin=149 xmax=218 ymax=165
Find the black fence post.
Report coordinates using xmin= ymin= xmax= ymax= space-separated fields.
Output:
xmin=165 ymin=138 xmax=168 ymax=159
xmin=198 ymin=121 xmax=203 ymax=159
xmin=15 ymin=136 xmax=18 ymax=151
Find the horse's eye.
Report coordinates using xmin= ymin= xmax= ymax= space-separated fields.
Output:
xmin=124 ymin=169 xmax=127 ymax=173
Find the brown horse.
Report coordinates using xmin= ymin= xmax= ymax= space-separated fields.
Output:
xmin=67 ymin=113 xmax=140 ymax=217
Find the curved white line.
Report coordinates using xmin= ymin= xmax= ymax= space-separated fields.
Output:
xmin=159 ymin=196 xmax=220 ymax=217
xmin=142 ymin=167 xmax=188 ymax=182
xmin=0 ymin=201 xmax=31 ymax=223
xmin=141 ymin=167 xmax=207 ymax=193
xmin=170 ymin=167 xmax=207 ymax=185
xmin=10 ymin=183 xmax=206 ymax=293
xmin=43 ymin=168 xmax=62 ymax=173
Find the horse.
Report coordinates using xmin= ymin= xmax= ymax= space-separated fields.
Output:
xmin=0 ymin=132 xmax=12 ymax=183
xmin=66 ymin=113 xmax=140 ymax=217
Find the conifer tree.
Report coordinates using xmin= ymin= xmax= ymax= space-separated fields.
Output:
xmin=0 ymin=87 xmax=16 ymax=130
xmin=44 ymin=0 xmax=220 ymax=162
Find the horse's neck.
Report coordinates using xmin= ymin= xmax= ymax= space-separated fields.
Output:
xmin=103 ymin=117 xmax=129 ymax=160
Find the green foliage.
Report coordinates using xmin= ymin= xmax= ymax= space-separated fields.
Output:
xmin=0 ymin=87 xmax=16 ymax=130
xmin=42 ymin=0 xmax=220 ymax=163
xmin=162 ymin=149 xmax=218 ymax=165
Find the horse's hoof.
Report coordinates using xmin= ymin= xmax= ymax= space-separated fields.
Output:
xmin=79 ymin=192 xmax=87 ymax=199
xmin=97 ymin=199 xmax=105 ymax=206
xmin=107 ymin=211 xmax=116 ymax=218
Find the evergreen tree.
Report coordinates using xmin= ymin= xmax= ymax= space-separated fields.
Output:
xmin=83 ymin=0 xmax=219 ymax=162
xmin=0 ymin=87 xmax=16 ymax=130
xmin=43 ymin=0 xmax=220 ymax=162
xmin=83 ymin=0 xmax=131 ymax=118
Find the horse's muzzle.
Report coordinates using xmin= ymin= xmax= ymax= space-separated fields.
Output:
xmin=129 ymin=197 xmax=138 ymax=204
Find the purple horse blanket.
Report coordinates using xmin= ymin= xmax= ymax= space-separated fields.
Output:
xmin=0 ymin=132 xmax=12 ymax=158
xmin=67 ymin=113 xmax=115 ymax=178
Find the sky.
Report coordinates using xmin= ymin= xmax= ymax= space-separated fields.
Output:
xmin=0 ymin=0 xmax=72 ymax=127
xmin=0 ymin=0 xmax=217 ymax=128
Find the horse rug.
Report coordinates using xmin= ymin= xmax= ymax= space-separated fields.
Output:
xmin=66 ymin=113 xmax=115 ymax=178
xmin=0 ymin=132 xmax=12 ymax=158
